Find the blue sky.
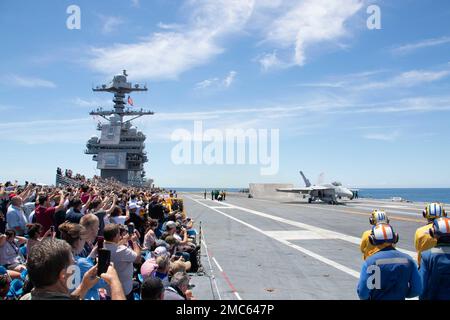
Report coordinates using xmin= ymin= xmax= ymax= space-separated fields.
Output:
xmin=1 ymin=0 xmax=450 ymax=188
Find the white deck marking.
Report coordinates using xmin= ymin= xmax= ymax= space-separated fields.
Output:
xmin=346 ymin=204 xmax=419 ymax=216
xmin=187 ymin=196 xmax=361 ymax=279
xmin=212 ymin=257 xmax=224 ymax=272
xmin=265 ymin=230 xmax=336 ymax=240
xmin=211 ymin=199 xmax=417 ymax=259
xmin=200 ymin=236 xmax=222 ymax=300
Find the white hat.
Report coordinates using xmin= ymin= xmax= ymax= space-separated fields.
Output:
xmin=166 ymin=221 xmax=177 ymax=229
xmin=153 ymin=246 xmax=168 ymax=257
xmin=129 ymin=203 xmax=139 ymax=210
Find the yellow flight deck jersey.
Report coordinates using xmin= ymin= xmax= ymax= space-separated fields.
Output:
xmin=415 ymin=223 xmax=437 ymax=266
xmin=360 ymin=229 xmax=393 ymax=260
xmin=360 ymin=229 xmax=382 ymax=260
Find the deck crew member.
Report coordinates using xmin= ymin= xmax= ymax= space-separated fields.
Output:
xmin=357 ymin=224 xmax=422 ymax=300
xmin=360 ymin=210 xmax=389 ymax=260
xmin=419 ymin=217 xmax=450 ymax=300
xmin=415 ymin=203 xmax=446 ymax=266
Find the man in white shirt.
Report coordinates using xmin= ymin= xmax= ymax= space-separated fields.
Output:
xmin=103 ymin=223 xmax=141 ymax=300
xmin=6 ymin=197 xmax=28 ymax=236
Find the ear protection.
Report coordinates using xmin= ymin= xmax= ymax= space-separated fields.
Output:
xmin=368 ymin=224 xmax=399 ymax=246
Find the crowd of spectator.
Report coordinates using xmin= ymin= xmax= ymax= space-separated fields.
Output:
xmin=0 ymin=176 xmax=199 ymax=300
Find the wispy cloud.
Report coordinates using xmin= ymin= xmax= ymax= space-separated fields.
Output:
xmin=131 ymin=0 xmax=140 ymax=8
xmin=195 ymin=71 xmax=237 ymax=89
xmin=295 ymin=82 xmax=345 ymax=88
xmin=257 ymin=51 xmax=286 ymax=71
xmin=3 ymin=74 xmax=56 ymax=88
xmin=6 ymin=90 xmax=450 ymax=145
xmin=99 ymin=15 xmax=124 ymax=34
xmin=223 ymin=71 xmax=237 ymax=87
xmin=356 ymin=69 xmax=450 ymax=90
xmin=89 ymin=1 xmax=255 ymax=80
xmin=71 ymin=97 xmax=113 ymax=108
xmin=195 ymin=78 xmax=220 ymax=89
xmin=363 ymin=131 xmax=400 ymax=141
xmin=157 ymin=22 xmax=183 ymax=30
xmin=392 ymin=36 xmax=450 ymax=55
xmin=297 ymin=68 xmax=450 ymax=91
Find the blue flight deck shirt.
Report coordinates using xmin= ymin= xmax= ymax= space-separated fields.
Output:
xmin=357 ymin=247 xmax=422 ymax=300
xmin=419 ymin=244 xmax=450 ymax=300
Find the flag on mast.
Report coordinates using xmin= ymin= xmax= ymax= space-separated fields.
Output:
xmin=127 ymin=95 xmax=134 ymax=106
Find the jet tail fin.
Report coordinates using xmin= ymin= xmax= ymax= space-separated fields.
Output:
xmin=300 ymin=171 xmax=311 ymax=187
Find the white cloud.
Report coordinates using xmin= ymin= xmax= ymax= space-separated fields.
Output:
xmin=71 ymin=97 xmax=113 ymax=108
xmin=258 ymin=51 xmax=286 ymax=71
xmin=223 ymin=71 xmax=237 ymax=87
xmin=363 ymin=131 xmax=400 ymax=141
xmin=195 ymin=78 xmax=220 ymax=89
xmin=6 ymin=93 xmax=450 ymax=145
xmin=89 ymin=0 xmax=255 ymax=80
xmin=357 ymin=69 xmax=450 ymax=90
xmin=5 ymin=74 xmax=56 ymax=88
xmin=131 ymin=0 xmax=140 ymax=8
xmin=157 ymin=22 xmax=183 ymax=30
xmin=100 ymin=16 xmax=124 ymax=34
xmin=195 ymin=70 xmax=237 ymax=89
xmin=264 ymin=0 xmax=363 ymax=67
xmin=392 ymin=36 xmax=450 ymax=55
xmin=296 ymin=82 xmax=345 ymax=88
xmin=300 ymin=68 xmax=449 ymax=92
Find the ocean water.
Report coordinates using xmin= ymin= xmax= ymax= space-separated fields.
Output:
xmin=359 ymin=188 xmax=450 ymax=204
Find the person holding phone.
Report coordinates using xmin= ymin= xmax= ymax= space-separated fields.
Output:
xmin=58 ymin=222 xmax=108 ymax=300
xmin=21 ymin=238 xmax=125 ymax=300
xmin=103 ymin=224 xmax=141 ymax=300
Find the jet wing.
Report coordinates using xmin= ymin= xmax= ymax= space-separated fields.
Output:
xmin=276 ymin=187 xmax=313 ymax=194
xmin=310 ymin=186 xmax=334 ymax=191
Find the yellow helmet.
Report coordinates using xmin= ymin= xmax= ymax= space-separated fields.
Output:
xmin=369 ymin=209 xmax=389 ymax=225
xmin=423 ymin=203 xmax=446 ymax=220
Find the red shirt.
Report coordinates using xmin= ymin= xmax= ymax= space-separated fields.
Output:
xmin=81 ymin=193 xmax=90 ymax=204
xmin=35 ymin=205 xmax=56 ymax=236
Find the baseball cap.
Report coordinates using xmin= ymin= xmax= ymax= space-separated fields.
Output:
xmin=153 ymin=246 xmax=168 ymax=257
xmin=129 ymin=203 xmax=139 ymax=210
xmin=166 ymin=221 xmax=177 ymax=229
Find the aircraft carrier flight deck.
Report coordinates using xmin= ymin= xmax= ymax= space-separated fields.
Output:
xmin=186 ymin=193 xmax=430 ymax=300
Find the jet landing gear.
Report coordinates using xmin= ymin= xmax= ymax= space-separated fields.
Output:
xmin=327 ymin=198 xmax=338 ymax=205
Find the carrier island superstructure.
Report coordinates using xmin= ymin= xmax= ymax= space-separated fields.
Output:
xmin=85 ymin=70 xmax=154 ymax=186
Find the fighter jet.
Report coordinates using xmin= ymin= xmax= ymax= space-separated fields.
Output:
xmin=276 ymin=171 xmax=354 ymax=204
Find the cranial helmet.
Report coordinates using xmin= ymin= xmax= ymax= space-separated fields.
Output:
xmin=369 ymin=224 xmax=399 ymax=246
xmin=423 ymin=203 xmax=446 ymax=220
xmin=429 ymin=217 xmax=450 ymax=238
xmin=369 ymin=209 xmax=389 ymax=225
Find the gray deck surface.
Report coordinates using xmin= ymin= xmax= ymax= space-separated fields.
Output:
xmin=186 ymin=193 xmax=427 ymax=300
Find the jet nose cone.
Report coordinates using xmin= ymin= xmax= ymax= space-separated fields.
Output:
xmin=344 ymin=189 xmax=353 ymax=198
